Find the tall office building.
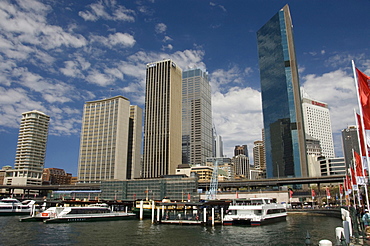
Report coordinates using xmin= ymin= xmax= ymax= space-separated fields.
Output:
xmin=234 ymin=145 xmax=249 ymax=157
xmin=253 ymin=140 xmax=266 ymax=170
xmin=78 ymin=96 xmax=142 ymax=183
xmin=142 ymin=59 xmax=182 ymax=178
xmin=342 ymin=125 xmax=359 ymax=168
xmin=127 ymin=105 xmax=143 ymax=179
xmin=302 ymin=96 xmax=335 ymax=158
xmin=6 ymin=110 xmax=50 ymax=186
xmin=257 ymin=5 xmax=307 ymax=178
xmin=214 ymin=135 xmax=224 ymax=158
xmin=182 ymin=68 xmax=213 ymax=166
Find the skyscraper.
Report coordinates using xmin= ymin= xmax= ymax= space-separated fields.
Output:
xmin=7 ymin=110 xmax=50 ymax=186
xmin=78 ymin=96 xmax=142 ymax=183
xmin=302 ymin=96 xmax=335 ymax=158
xmin=142 ymin=59 xmax=182 ymax=178
xmin=253 ymin=140 xmax=266 ymax=170
xmin=257 ymin=5 xmax=307 ymax=178
xmin=234 ymin=145 xmax=249 ymax=157
xmin=182 ymin=68 xmax=213 ymax=166
xmin=214 ymin=135 xmax=224 ymax=158
xmin=127 ymin=105 xmax=143 ymax=179
xmin=342 ymin=125 xmax=359 ymax=168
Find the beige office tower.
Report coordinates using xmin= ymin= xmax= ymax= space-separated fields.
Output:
xmin=78 ymin=96 xmax=142 ymax=183
xmin=253 ymin=140 xmax=266 ymax=170
xmin=127 ymin=105 xmax=142 ymax=179
xmin=142 ymin=59 xmax=182 ymax=178
xmin=8 ymin=110 xmax=50 ymax=186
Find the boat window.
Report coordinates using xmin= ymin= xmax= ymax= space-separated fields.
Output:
xmin=255 ymin=210 xmax=262 ymax=215
xmin=227 ymin=210 xmax=237 ymax=215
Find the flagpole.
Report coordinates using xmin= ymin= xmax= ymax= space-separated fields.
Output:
xmin=354 ymin=109 xmax=370 ymax=209
xmin=352 ymin=60 xmax=370 ymax=209
xmin=352 ymin=148 xmax=362 ymax=207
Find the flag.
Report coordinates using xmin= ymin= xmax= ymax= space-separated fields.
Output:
xmin=326 ymin=187 xmax=331 ymax=199
xmin=289 ymin=190 xmax=293 ymax=198
xmin=345 ymin=175 xmax=352 ymax=194
xmin=311 ymin=189 xmax=316 ymax=198
xmin=339 ymin=184 xmax=343 ymax=196
xmin=356 ymin=113 xmax=369 ymax=170
xmin=236 ymin=191 xmax=239 ymax=198
xmin=354 ymin=151 xmax=366 ymax=185
xmin=356 ymin=68 xmax=370 ymax=129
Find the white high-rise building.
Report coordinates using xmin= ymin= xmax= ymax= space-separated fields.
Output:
xmin=182 ymin=68 xmax=213 ymax=166
xmin=5 ymin=110 xmax=50 ymax=186
xmin=302 ymin=96 xmax=335 ymax=158
xmin=78 ymin=96 xmax=142 ymax=183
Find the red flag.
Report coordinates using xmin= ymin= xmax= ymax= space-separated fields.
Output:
xmin=326 ymin=187 xmax=331 ymax=199
xmin=311 ymin=189 xmax=316 ymax=198
xmin=289 ymin=190 xmax=293 ymax=198
xmin=357 ymin=114 xmax=368 ymax=157
xmin=356 ymin=68 xmax=370 ymax=129
xmin=339 ymin=184 xmax=343 ymax=195
xmin=236 ymin=191 xmax=239 ymax=198
xmin=354 ymin=151 xmax=364 ymax=176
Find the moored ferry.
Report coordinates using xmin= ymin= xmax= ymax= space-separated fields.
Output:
xmin=223 ymin=198 xmax=287 ymax=226
xmin=0 ymin=198 xmax=38 ymax=216
xmin=21 ymin=203 xmax=136 ymax=223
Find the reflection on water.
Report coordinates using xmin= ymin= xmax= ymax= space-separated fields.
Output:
xmin=0 ymin=214 xmax=342 ymax=246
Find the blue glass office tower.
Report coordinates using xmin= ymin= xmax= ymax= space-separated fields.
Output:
xmin=257 ymin=5 xmax=307 ymax=178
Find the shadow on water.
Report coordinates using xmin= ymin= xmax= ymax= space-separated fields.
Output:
xmin=0 ymin=214 xmax=342 ymax=246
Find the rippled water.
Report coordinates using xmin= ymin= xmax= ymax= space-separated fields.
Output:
xmin=0 ymin=214 xmax=342 ymax=246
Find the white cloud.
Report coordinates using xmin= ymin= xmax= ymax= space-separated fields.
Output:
xmin=79 ymin=1 xmax=135 ymax=22
xmin=155 ymin=23 xmax=167 ymax=34
xmin=301 ymin=69 xmax=358 ymax=155
xmin=212 ymin=87 xmax=263 ymax=158
xmin=86 ymin=69 xmax=116 ymax=86
xmin=90 ymin=32 xmax=136 ymax=48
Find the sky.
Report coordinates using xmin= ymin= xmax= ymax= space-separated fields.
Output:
xmin=1 ymin=0 xmax=370 ymax=176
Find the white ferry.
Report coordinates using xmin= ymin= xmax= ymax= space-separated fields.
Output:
xmin=223 ymin=198 xmax=287 ymax=226
xmin=0 ymin=198 xmax=38 ymax=216
xmin=21 ymin=203 xmax=136 ymax=223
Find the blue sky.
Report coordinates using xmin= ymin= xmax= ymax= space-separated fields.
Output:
xmin=1 ymin=0 xmax=369 ymax=176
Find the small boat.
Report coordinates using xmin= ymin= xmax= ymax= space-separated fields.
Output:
xmin=223 ymin=197 xmax=287 ymax=226
xmin=40 ymin=203 xmax=136 ymax=223
xmin=0 ymin=198 xmax=38 ymax=216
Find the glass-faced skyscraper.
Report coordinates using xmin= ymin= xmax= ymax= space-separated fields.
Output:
xmin=257 ymin=5 xmax=307 ymax=178
xmin=182 ymin=68 xmax=213 ymax=166
xmin=142 ymin=59 xmax=182 ymax=178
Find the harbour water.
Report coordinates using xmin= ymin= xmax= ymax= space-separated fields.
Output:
xmin=1 ymin=213 xmax=342 ymax=246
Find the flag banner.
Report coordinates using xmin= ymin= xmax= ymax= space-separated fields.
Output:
xmin=356 ymin=113 xmax=370 ymax=170
xmin=356 ymin=68 xmax=370 ymax=161
xmin=339 ymin=184 xmax=343 ymax=195
xmin=350 ymin=167 xmax=357 ymax=186
xmin=311 ymin=189 xmax=315 ymax=198
xmin=345 ymin=175 xmax=352 ymax=194
xmin=289 ymin=190 xmax=293 ymax=198
xmin=354 ymin=151 xmax=366 ymax=185
xmin=326 ymin=187 xmax=331 ymax=199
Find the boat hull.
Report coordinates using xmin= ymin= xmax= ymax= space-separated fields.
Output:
xmin=223 ymin=215 xmax=287 ymax=226
xmin=44 ymin=214 xmax=136 ymax=223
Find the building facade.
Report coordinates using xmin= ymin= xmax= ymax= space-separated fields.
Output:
xmin=77 ymin=96 xmax=142 ymax=183
xmin=253 ymin=140 xmax=266 ymax=170
xmin=302 ymin=96 xmax=335 ymax=158
xmin=182 ymin=68 xmax=213 ymax=166
xmin=142 ymin=59 xmax=182 ymax=178
xmin=342 ymin=125 xmax=359 ymax=168
xmin=42 ymin=168 xmax=72 ymax=185
xmin=257 ymin=5 xmax=307 ymax=178
xmin=234 ymin=145 xmax=248 ymax=157
xmin=214 ymin=135 xmax=224 ymax=158
xmin=232 ymin=154 xmax=250 ymax=179
xmin=5 ymin=110 xmax=50 ymax=186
